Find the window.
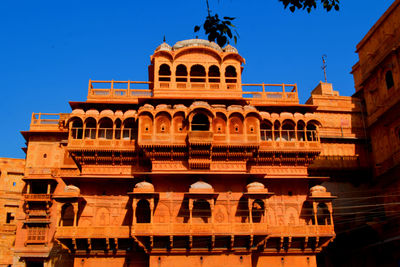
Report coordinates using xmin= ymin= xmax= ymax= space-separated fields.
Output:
xmin=386 ymin=70 xmax=394 ymax=89
xmin=191 ymin=113 xmax=209 ymax=131
xmin=61 ymin=204 xmax=74 ymax=226
xmin=190 ymin=65 xmax=206 ymax=83
xmin=27 ymin=225 xmax=46 ymax=242
xmin=192 ymin=199 xmax=211 ymax=223
xmin=317 ymin=203 xmax=331 ymax=225
xmin=136 ymin=199 xmax=151 ymax=223
xmin=225 ymin=66 xmax=237 ymax=83
xmin=260 ymin=121 xmax=272 ymax=141
xmin=6 ymin=212 xmax=14 ymax=224
xmin=159 ymin=64 xmax=171 ymax=81
xmin=251 ymin=199 xmax=264 ymax=223
xmin=208 ymin=65 xmax=220 ymax=83
xmin=176 ymin=64 xmax=188 ymax=82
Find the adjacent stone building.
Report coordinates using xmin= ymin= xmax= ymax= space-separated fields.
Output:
xmin=0 ymin=158 xmax=25 ymax=267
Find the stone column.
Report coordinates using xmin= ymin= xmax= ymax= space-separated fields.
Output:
xmin=189 ymin=199 xmax=193 ymax=224
xmin=132 ymin=198 xmax=137 ymax=225
xmin=73 ymin=202 xmax=78 ymax=227
xmin=312 ymin=202 xmax=318 ymax=226
xmin=248 ymin=199 xmax=253 ymax=224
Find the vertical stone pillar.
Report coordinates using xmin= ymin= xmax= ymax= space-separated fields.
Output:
xmin=327 ymin=203 xmax=333 ymax=226
xmin=189 ymin=199 xmax=193 ymax=224
xmin=132 ymin=198 xmax=137 ymax=225
xmin=312 ymin=202 xmax=318 ymax=226
xmin=73 ymin=202 xmax=78 ymax=227
xmin=47 ymin=182 xmax=51 ymax=194
xmin=248 ymin=199 xmax=253 ymax=224
xmin=150 ymin=198 xmax=154 ymax=224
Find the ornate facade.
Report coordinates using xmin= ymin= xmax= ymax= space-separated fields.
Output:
xmin=13 ymin=38 xmax=369 ymax=267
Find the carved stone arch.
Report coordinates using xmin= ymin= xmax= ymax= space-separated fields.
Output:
xmin=155 ymin=111 xmax=172 ymax=134
xmin=68 ymin=116 xmax=84 ymax=139
xmin=222 ymin=53 xmax=245 ymax=64
xmin=123 ymin=117 xmax=136 ymax=140
xmin=229 ymin=113 xmax=244 ymax=134
xmin=281 ymin=119 xmax=296 ymax=141
xmin=244 ymin=113 xmax=260 ymax=135
xmin=138 ymin=112 xmax=154 ymax=135
xmin=260 ymin=119 xmax=273 ymax=141
xmin=98 ymin=117 xmax=113 ymax=139
xmin=136 ymin=199 xmax=151 ymax=223
xmin=297 ymin=120 xmax=306 ymax=141
xmin=84 ymin=117 xmax=97 ymax=139
xmin=213 ymin=113 xmax=227 ymax=134
xmin=189 ymin=108 xmax=214 ymax=131
xmin=172 ymin=111 xmax=187 ymax=133
xmin=60 ymin=203 xmax=74 ymax=226
xmin=173 ymin=46 xmax=223 ymax=63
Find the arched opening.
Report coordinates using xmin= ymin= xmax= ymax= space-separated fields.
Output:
xmin=386 ymin=70 xmax=394 ymax=89
xmin=260 ymin=121 xmax=273 ymax=141
xmin=176 ymin=64 xmax=188 ymax=82
xmin=158 ymin=64 xmax=171 ymax=81
xmin=274 ymin=121 xmax=281 ymax=141
xmin=123 ymin=118 xmax=136 ymax=140
xmin=251 ymin=199 xmax=265 ymax=223
xmin=98 ymin=118 xmax=113 ymax=139
xmin=229 ymin=115 xmax=243 ymax=134
xmin=136 ymin=199 xmax=151 ymax=223
xmin=317 ymin=203 xmax=331 ymax=225
xmin=61 ymin=203 xmax=74 ymax=227
xmin=191 ymin=113 xmax=210 ymax=131
xmin=84 ymin=118 xmax=96 ymax=139
xmin=155 ymin=113 xmax=171 ymax=134
xmin=306 ymin=123 xmax=318 ymax=141
xmin=282 ymin=120 xmax=295 ymax=141
xmin=190 ymin=65 xmax=206 ymax=83
xmin=70 ymin=118 xmax=83 ymax=139
xmin=192 ymin=199 xmax=211 ymax=223
xmin=208 ymin=65 xmax=220 ymax=83
xmin=297 ymin=121 xmax=306 ymax=141
xmin=225 ymin=65 xmax=237 ymax=83
xmin=114 ymin=119 xmax=122 ymax=139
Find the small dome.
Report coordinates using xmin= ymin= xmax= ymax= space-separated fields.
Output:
xmin=64 ymin=185 xmax=80 ymax=194
xmin=86 ymin=109 xmax=99 ymax=116
xmin=190 ymin=181 xmax=213 ymax=190
xmin=155 ymin=42 xmax=172 ymax=52
xmin=173 ymin=104 xmax=187 ymax=109
xmin=123 ymin=110 xmax=136 ymax=118
xmin=115 ymin=110 xmax=124 ymax=117
xmin=246 ymin=182 xmax=266 ymax=192
xmin=223 ymin=44 xmax=238 ymax=53
xmin=243 ymin=105 xmax=256 ymax=111
xmin=100 ymin=109 xmax=114 ymax=117
xmin=310 ymin=185 xmax=327 ymax=194
xmin=227 ymin=105 xmax=243 ymax=112
xmin=173 ymin=39 xmax=223 ymax=52
xmin=135 ymin=181 xmax=154 ymax=190
xmin=156 ymin=104 xmax=170 ymax=110
xmin=71 ymin=109 xmax=85 ymax=115
xmin=190 ymin=101 xmax=211 ymax=109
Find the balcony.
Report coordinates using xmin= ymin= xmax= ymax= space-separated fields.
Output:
xmin=29 ymin=113 xmax=69 ymax=131
xmin=259 ymin=130 xmax=321 ymax=152
xmin=242 ymin=83 xmax=299 ymax=105
xmin=55 ymin=223 xmax=334 ymax=239
xmin=87 ymin=80 xmax=152 ymax=102
xmin=188 ymin=131 xmax=214 ymax=145
xmin=24 ymin=194 xmax=52 ymax=202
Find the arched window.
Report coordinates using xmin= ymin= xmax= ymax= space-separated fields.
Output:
xmin=282 ymin=120 xmax=295 ymax=141
xmin=123 ymin=118 xmax=136 ymax=140
xmin=208 ymin=65 xmax=220 ymax=83
xmin=317 ymin=203 xmax=331 ymax=225
xmin=190 ymin=65 xmax=206 ymax=83
xmin=274 ymin=121 xmax=281 ymax=141
xmin=191 ymin=113 xmax=210 ymax=131
xmin=158 ymin=64 xmax=171 ymax=81
xmin=136 ymin=199 xmax=151 ymax=223
xmin=70 ymin=118 xmax=83 ymax=139
xmin=251 ymin=199 xmax=265 ymax=223
xmin=114 ymin=119 xmax=122 ymax=140
xmin=84 ymin=118 xmax=96 ymax=139
xmin=98 ymin=118 xmax=113 ymax=139
xmin=176 ymin=64 xmax=188 ymax=82
xmin=386 ymin=70 xmax=394 ymax=90
xmin=225 ymin=66 xmax=237 ymax=83
xmin=260 ymin=121 xmax=272 ymax=141
xmin=297 ymin=121 xmax=305 ymax=141
xmin=306 ymin=123 xmax=317 ymax=142
xmin=192 ymin=199 xmax=211 ymax=223
xmin=61 ymin=203 xmax=74 ymax=227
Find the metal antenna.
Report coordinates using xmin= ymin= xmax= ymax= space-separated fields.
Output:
xmin=163 ymin=35 xmax=166 ymax=43
xmin=321 ymin=55 xmax=328 ymax=82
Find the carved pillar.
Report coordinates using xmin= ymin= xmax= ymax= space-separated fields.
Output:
xmin=73 ymin=202 xmax=78 ymax=227
xmin=248 ymin=199 xmax=253 ymax=224
xmin=132 ymin=198 xmax=137 ymax=225
xmin=327 ymin=202 xmax=333 ymax=226
xmin=47 ymin=182 xmax=51 ymax=194
xmin=189 ymin=199 xmax=193 ymax=224
xmin=26 ymin=182 xmax=31 ymax=194
xmin=312 ymin=202 xmax=318 ymax=226
xmin=150 ymin=198 xmax=154 ymax=224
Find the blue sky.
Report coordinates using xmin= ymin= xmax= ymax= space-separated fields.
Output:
xmin=0 ymin=0 xmax=394 ymax=158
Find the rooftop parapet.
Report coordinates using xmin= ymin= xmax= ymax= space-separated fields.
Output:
xmin=29 ymin=113 xmax=69 ymax=131
xmin=87 ymin=80 xmax=299 ymax=104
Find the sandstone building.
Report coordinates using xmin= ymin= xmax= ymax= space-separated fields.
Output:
xmin=12 ymin=37 xmax=370 ymax=267
xmin=0 ymin=158 xmax=25 ymax=267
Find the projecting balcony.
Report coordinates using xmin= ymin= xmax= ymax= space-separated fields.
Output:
xmin=55 ymin=223 xmax=334 ymax=239
xmin=24 ymin=194 xmax=52 ymax=202
xmin=29 ymin=113 xmax=69 ymax=131
xmin=188 ymin=131 xmax=214 ymax=145
xmin=67 ymin=128 xmax=136 ymax=151
xmin=259 ymin=130 xmax=321 ymax=152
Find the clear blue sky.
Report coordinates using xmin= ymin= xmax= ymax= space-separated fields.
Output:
xmin=0 ymin=0 xmax=394 ymax=158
